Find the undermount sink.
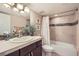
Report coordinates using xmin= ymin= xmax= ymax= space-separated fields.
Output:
xmin=9 ymin=36 xmax=33 ymax=43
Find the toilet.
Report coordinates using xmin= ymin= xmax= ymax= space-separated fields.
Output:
xmin=42 ymin=45 xmax=54 ymax=56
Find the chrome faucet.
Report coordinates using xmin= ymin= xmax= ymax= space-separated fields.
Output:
xmin=18 ymin=30 xmax=22 ymax=38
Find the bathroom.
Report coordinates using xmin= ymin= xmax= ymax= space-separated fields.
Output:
xmin=0 ymin=3 xmax=79 ymax=56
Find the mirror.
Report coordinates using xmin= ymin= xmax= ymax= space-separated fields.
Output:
xmin=0 ymin=13 xmax=11 ymax=35
xmin=0 ymin=12 xmax=30 ymax=37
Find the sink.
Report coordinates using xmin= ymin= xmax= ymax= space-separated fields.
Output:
xmin=9 ymin=36 xmax=33 ymax=43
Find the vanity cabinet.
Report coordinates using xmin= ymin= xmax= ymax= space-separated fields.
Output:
xmin=20 ymin=42 xmax=36 ymax=56
xmin=32 ymin=40 xmax=42 ymax=56
xmin=6 ymin=40 xmax=42 ymax=56
xmin=32 ymin=46 xmax=42 ymax=56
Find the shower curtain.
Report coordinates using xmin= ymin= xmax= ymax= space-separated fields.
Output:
xmin=41 ymin=16 xmax=50 ymax=45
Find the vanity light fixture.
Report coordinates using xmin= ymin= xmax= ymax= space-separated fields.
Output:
xmin=24 ymin=7 xmax=30 ymax=13
xmin=3 ymin=3 xmax=30 ymax=14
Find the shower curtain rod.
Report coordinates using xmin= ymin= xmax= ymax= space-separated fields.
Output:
xmin=55 ymin=8 xmax=78 ymax=15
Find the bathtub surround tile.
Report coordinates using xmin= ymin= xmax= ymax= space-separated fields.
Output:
xmin=49 ymin=20 xmax=78 ymax=26
xmin=50 ymin=24 xmax=77 ymax=45
xmin=50 ymin=13 xmax=77 ymax=46
xmin=49 ymin=20 xmax=78 ymax=45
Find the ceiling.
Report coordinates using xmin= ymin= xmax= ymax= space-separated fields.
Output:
xmin=0 ymin=3 xmax=79 ymax=18
xmin=27 ymin=3 xmax=79 ymax=16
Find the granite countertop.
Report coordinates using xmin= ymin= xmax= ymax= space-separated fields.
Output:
xmin=0 ymin=36 xmax=42 ymax=56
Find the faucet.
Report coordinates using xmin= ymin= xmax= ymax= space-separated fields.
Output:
xmin=18 ymin=30 xmax=22 ymax=38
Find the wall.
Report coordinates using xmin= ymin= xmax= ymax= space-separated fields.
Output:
xmin=50 ymin=14 xmax=77 ymax=45
xmin=76 ymin=8 xmax=79 ymax=55
xmin=30 ymin=11 xmax=42 ymax=35
xmin=11 ymin=15 xmax=27 ymax=32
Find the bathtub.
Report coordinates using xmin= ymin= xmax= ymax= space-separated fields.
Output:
xmin=50 ymin=41 xmax=77 ymax=56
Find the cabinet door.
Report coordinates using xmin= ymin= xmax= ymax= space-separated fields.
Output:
xmin=6 ymin=50 xmax=20 ymax=56
xmin=20 ymin=43 xmax=36 ymax=56
xmin=32 ymin=46 xmax=42 ymax=56
xmin=32 ymin=40 xmax=42 ymax=56
xmin=25 ymin=52 xmax=31 ymax=56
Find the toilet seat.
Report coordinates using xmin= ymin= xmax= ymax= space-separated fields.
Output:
xmin=42 ymin=45 xmax=54 ymax=52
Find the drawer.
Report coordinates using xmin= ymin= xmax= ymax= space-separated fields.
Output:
xmin=20 ymin=43 xmax=36 ymax=56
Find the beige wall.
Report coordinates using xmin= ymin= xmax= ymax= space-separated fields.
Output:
xmin=50 ymin=14 xmax=77 ymax=45
xmin=76 ymin=8 xmax=79 ymax=54
xmin=11 ymin=15 xmax=27 ymax=32
xmin=30 ymin=11 xmax=42 ymax=35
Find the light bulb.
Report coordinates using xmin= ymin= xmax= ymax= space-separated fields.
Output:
xmin=20 ymin=10 xmax=24 ymax=14
xmin=24 ymin=7 xmax=30 ymax=13
xmin=13 ymin=7 xmax=19 ymax=12
xmin=17 ymin=4 xmax=23 ymax=10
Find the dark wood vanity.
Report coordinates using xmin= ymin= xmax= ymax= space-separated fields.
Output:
xmin=6 ymin=40 xmax=42 ymax=56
